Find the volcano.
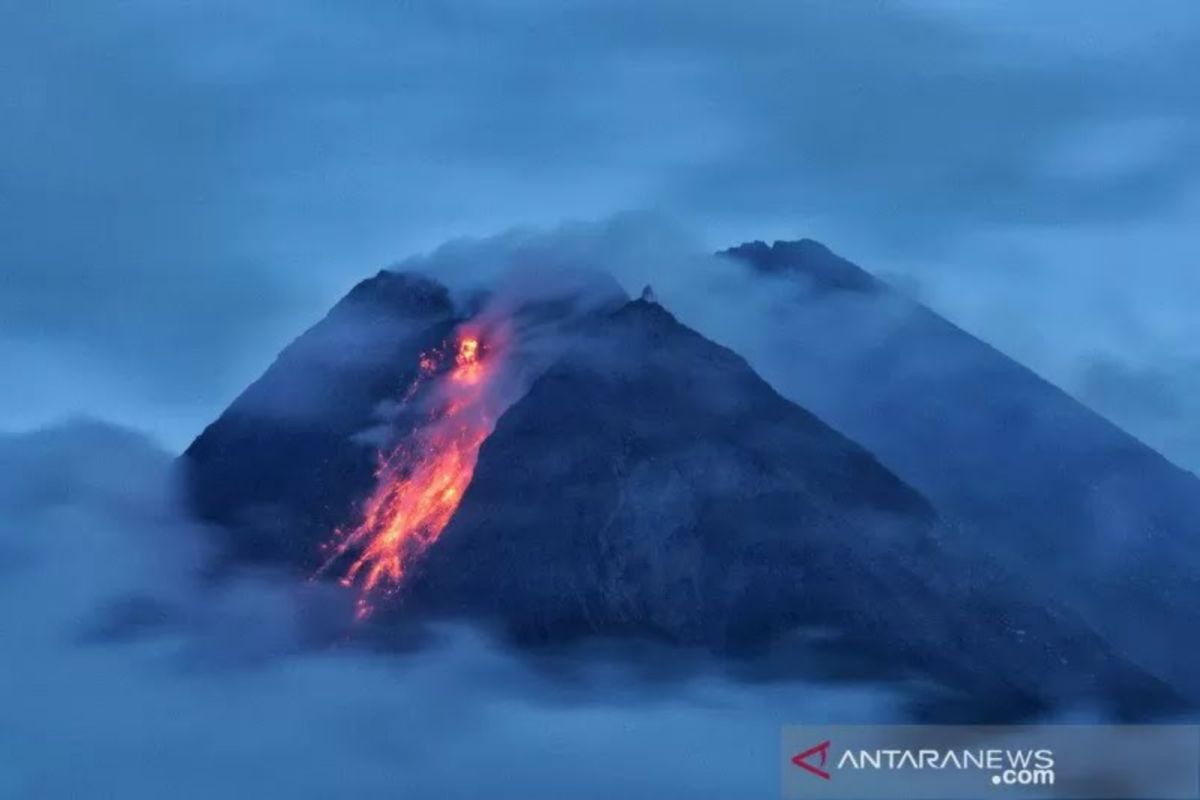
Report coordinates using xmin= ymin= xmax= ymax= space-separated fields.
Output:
xmin=183 ymin=271 xmax=461 ymax=568
xmin=182 ymin=255 xmax=1182 ymax=718
xmin=721 ymin=239 xmax=1200 ymax=701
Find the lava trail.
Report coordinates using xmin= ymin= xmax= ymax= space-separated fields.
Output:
xmin=317 ymin=325 xmax=506 ymax=619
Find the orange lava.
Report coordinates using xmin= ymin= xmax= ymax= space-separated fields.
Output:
xmin=317 ymin=329 xmax=502 ymax=619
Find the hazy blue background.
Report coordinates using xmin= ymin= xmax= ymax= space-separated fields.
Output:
xmin=2 ymin=0 xmax=1197 ymax=469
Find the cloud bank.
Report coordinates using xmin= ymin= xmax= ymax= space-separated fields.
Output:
xmin=1 ymin=1 xmax=1197 ymax=466
xmin=0 ymin=420 xmax=899 ymax=798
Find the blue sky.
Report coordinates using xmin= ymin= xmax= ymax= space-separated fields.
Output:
xmin=2 ymin=0 xmax=1197 ymax=468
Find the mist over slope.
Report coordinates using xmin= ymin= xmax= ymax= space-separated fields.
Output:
xmin=718 ymin=239 xmax=1200 ymax=699
xmin=0 ymin=420 xmax=902 ymax=800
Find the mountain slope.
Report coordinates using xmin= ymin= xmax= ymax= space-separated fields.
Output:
xmin=403 ymin=298 xmax=938 ymax=639
xmin=396 ymin=299 xmax=1178 ymax=715
xmin=722 ymin=239 xmax=1200 ymax=698
xmin=179 ymin=269 xmax=1181 ymax=717
xmin=183 ymin=271 xmax=458 ymax=565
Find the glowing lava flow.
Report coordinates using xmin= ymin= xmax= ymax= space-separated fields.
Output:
xmin=317 ymin=329 xmax=502 ymax=619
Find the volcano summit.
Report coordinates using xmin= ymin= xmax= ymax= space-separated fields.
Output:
xmin=181 ymin=246 xmax=1183 ymax=719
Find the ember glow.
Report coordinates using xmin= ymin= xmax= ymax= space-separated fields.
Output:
xmin=317 ymin=327 xmax=504 ymax=619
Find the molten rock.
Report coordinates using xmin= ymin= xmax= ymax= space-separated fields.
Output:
xmin=181 ymin=262 xmax=1182 ymax=720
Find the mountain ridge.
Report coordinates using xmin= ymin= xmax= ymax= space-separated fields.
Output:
xmin=721 ymin=238 xmax=1200 ymax=699
xmin=181 ymin=271 xmax=1184 ymax=718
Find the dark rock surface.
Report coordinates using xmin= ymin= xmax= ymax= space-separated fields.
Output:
xmin=399 ymin=299 xmax=1178 ymax=716
xmin=182 ymin=271 xmax=457 ymax=566
xmin=179 ymin=258 xmax=1189 ymax=717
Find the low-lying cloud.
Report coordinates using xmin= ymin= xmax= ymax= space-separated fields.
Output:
xmin=0 ymin=420 xmax=900 ymax=799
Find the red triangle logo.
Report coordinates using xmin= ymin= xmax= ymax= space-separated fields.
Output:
xmin=791 ymin=740 xmax=832 ymax=780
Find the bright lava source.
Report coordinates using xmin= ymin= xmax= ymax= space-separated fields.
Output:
xmin=316 ymin=331 xmax=501 ymax=619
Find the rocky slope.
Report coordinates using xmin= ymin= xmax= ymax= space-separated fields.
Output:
xmin=184 ymin=271 xmax=459 ymax=566
xmin=181 ymin=269 xmax=1181 ymax=717
xmin=722 ymin=239 xmax=1200 ymax=700
xmin=399 ymin=298 xmax=1175 ymax=716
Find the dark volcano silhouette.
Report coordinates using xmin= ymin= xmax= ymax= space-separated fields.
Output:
xmin=181 ymin=256 xmax=1187 ymax=719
